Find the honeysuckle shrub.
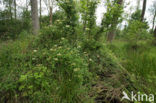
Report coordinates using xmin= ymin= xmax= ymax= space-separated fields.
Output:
xmin=33 ymin=25 xmax=65 ymax=49
xmin=0 ymin=36 xmax=91 ymax=103
xmin=24 ymin=40 xmax=90 ymax=103
xmin=18 ymin=65 xmax=55 ymax=102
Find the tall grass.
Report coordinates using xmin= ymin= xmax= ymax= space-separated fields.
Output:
xmin=108 ymin=40 xmax=156 ymax=94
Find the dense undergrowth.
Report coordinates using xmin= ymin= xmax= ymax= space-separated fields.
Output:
xmin=0 ymin=24 xmax=156 ymax=103
xmin=108 ymin=40 xmax=156 ymax=95
xmin=1 ymin=24 xmax=155 ymax=103
xmin=0 ymin=25 xmax=140 ymax=103
xmin=0 ymin=10 xmax=156 ymax=103
xmin=0 ymin=0 xmax=156 ymax=103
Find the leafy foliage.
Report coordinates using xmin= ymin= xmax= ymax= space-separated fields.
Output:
xmin=0 ymin=0 xmax=156 ymax=103
xmin=0 ymin=36 xmax=91 ymax=103
xmin=124 ymin=20 xmax=150 ymax=42
xmin=56 ymin=0 xmax=78 ymax=42
xmin=96 ymin=0 xmax=124 ymax=41
xmin=80 ymin=0 xmax=98 ymax=37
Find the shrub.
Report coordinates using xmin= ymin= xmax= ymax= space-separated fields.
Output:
xmin=0 ymin=37 xmax=91 ymax=103
xmin=0 ymin=36 xmax=32 ymax=102
xmin=81 ymin=39 xmax=102 ymax=52
xmin=34 ymin=25 xmax=64 ymax=48
xmin=123 ymin=20 xmax=151 ymax=43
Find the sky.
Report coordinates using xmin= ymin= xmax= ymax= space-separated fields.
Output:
xmin=0 ymin=0 xmax=155 ymax=28
xmin=96 ymin=0 xmax=155 ymax=28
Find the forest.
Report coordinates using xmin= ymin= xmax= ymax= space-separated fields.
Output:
xmin=0 ymin=0 xmax=156 ymax=103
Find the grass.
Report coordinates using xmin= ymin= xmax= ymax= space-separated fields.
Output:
xmin=108 ymin=40 xmax=156 ymax=94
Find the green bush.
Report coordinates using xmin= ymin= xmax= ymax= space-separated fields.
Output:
xmin=34 ymin=26 xmax=64 ymax=48
xmin=18 ymin=65 xmax=54 ymax=102
xmin=81 ymin=39 xmax=102 ymax=52
xmin=0 ymin=37 xmax=91 ymax=103
xmin=0 ymin=36 xmax=32 ymax=102
xmin=124 ymin=20 xmax=150 ymax=42
xmin=0 ymin=10 xmax=31 ymax=40
xmin=0 ymin=19 xmax=31 ymax=40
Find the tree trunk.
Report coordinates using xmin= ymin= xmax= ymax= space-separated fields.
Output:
xmin=141 ymin=0 xmax=147 ymax=22
xmin=14 ymin=0 xmax=16 ymax=19
xmin=40 ymin=0 xmax=42 ymax=26
xmin=50 ymin=6 xmax=53 ymax=25
xmin=9 ymin=0 xmax=12 ymax=20
xmin=107 ymin=0 xmax=123 ymax=42
xmin=107 ymin=30 xmax=115 ymax=42
xmin=152 ymin=11 xmax=156 ymax=32
xmin=31 ymin=0 xmax=40 ymax=35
